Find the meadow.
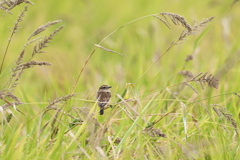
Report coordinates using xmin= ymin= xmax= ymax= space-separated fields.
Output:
xmin=0 ymin=0 xmax=240 ymax=159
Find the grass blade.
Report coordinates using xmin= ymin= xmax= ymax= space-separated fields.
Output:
xmin=116 ymin=94 xmax=157 ymax=152
xmin=180 ymin=102 xmax=187 ymax=140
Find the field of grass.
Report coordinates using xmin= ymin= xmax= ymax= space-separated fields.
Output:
xmin=0 ymin=0 xmax=240 ymax=159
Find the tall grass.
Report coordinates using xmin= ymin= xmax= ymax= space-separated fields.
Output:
xmin=0 ymin=0 xmax=240 ymax=159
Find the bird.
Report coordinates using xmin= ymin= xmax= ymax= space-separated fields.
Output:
xmin=97 ymin=85 xmax=112 ymax=115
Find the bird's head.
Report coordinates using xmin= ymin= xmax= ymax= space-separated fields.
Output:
xmin=99 ymin=85 xmax=112 ymax=91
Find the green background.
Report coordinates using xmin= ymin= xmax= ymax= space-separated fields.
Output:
xmin=0 ymin=0 xmax=240 ymax=159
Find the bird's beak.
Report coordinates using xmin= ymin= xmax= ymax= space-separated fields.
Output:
xmin=108 ymin=86 xmax=112 ymax=88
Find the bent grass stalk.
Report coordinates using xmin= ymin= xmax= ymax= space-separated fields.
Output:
xmin=71 ymin=14 xmax=154 ymax=93
xmin=71 ymin=12 xmax=205 ymax=93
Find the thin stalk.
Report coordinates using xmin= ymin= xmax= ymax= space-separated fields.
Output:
xmin=0 ymin=32 xmax=14 ymax=74
xmin=126 ymin=39 xmax=180 ymax=96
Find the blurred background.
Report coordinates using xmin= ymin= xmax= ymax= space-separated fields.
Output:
xmin=0 ymin=0 xmax=240 ymax=108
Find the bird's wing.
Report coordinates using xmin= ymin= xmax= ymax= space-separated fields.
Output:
xmin=97 ymin=91 xmax=111 ymax=108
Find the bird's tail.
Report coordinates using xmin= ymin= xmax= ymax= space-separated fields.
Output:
xmin=100 ymin=107 xmax=104 ymax=115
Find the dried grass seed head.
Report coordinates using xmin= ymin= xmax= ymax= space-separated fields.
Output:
xmin=0 ymin=0 xmax=33 ymax=12
xmin=185 ymin=54 xmax=193 ymax=62
xmin=10 ymin=5 xmax=28 ymax=35
xmin=212 ymin=105 xmax=238 ymax=136
xmin=17 ymin=60 xmax=52 ymax=68
xmin=179 ymin=70 xmax=194 ymax=79
xmin=46 ymin=94 xmax=76 ymax=109
xmin=31 ymin=25 xmax=64 ymax=57
xmin=28 ymin=20 xmax=62 ymax=40
xmin=191 ymin=72 xmax=219 ymax=89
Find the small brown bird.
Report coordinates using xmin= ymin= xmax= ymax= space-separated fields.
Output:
xmin=97 ymin=85 xmax=112 ymax=115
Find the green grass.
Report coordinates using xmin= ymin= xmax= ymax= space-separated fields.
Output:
xmin=1 ymin=0 xmax=240 ymax=159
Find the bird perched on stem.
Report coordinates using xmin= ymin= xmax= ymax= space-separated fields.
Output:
xmin=97 ymin=85 xmax=112 ymax=115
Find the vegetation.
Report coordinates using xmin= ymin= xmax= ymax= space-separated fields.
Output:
xmin=0 ymin=0 xmax=240 ymax=159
